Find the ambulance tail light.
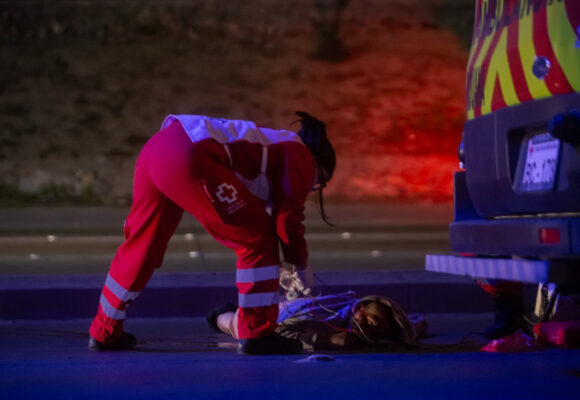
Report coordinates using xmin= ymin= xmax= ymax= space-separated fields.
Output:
xmin=539 ymin=228 xmax=561 ymax=244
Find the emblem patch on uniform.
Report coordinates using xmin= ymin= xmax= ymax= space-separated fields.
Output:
xmin=216 ymin=183 xmax=238 ymax=204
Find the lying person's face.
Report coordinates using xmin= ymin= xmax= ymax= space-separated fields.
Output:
xmin=351 ymin=301 xmax=398 ymax=341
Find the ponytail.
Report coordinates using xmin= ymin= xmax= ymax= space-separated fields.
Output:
xmin=296 ymin=111 xmax=336 ymax=226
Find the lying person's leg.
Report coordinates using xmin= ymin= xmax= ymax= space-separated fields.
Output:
xmin=207 ymin=303 xmax=239 ymax=339
xmin=217 ymin=310 xmax=239 ymax=339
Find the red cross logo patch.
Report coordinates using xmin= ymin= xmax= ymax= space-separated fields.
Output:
xmin=216 ymin=183 xmax=238 ymax=204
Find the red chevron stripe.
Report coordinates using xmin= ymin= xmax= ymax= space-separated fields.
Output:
xmin=491 ymin=73 xmax=507 ymax=112
xmin=564 ymin=0 xmax=580 ymax=35
xmin=465 ymin=1 xmax=486 ymax=108
xmin=507 ymin=10 xmax=532 ymax=103
xmin=466 ymin=43 xmax=486 ymax=108
xmin=533 ymin=5 xmax=573 ymax=94
xmin=473 ymin=9 xmax=507 ymax=116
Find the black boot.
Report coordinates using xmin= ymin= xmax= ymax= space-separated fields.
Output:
xmin=238 ymin=333 xmax=303 ymax=355
xmin=483 ymin=294 xmax=524 ymax=339
xmin=88 ymin=332 xmax=137 ymax=351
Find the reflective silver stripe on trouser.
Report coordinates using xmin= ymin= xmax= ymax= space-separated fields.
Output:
xmin=99 ymin=293 xmax=127 ymax=320
xmin=238 ymin=291 xmax=280 ymax=308
xmin=236 ymin=265 xmax=279 ymax=283
xmin=105 ymin=273 xmax=140 ymax=303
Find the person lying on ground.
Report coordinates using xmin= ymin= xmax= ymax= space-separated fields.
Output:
xmin=208 ymin=291 xmax=427 ymax=352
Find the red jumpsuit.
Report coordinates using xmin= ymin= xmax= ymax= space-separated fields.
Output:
xmin=89 ymin=115 xmax=316 ymax=342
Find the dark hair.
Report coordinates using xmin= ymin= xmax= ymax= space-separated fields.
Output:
xmin=374 ymin=301 xmax=402 ymax=341
xmin=296 ymin=111 xmax=336 ymax=185
xmin=296 ymin=111 xmax=336 ymax=225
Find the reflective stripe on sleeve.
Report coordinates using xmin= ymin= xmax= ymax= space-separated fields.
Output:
xmin=238 ymin=291 xmax=279 ymax=308
xmin=236 ymin=265 xmax=280 ymax=283
xmin=105 ymin=273 xmax=140 ymax=303
xmin=99 ymin=293 xmax=127 ymax=320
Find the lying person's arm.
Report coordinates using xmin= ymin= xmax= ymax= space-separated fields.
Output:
xmin=313 ymin=331 xmax=364 ymax=351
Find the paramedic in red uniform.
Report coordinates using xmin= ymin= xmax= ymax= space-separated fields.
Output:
xmin=88 ymin=112 xmax=336 ymax=355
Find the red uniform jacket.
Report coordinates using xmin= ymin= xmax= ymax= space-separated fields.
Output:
xmin=161 ymin=115 xmax=316 ymax=266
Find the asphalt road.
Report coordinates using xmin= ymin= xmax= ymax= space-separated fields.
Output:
xmin=1 ymin=205 xmax=580 ymax=398
xmin=2 ymin=315 xmax=579 ymax=400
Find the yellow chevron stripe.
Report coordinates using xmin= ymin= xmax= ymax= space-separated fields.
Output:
xmin=547 ymin=1 xmax=580 ymax=92
xmin=467 ymin=25 xmax=495 ymax=119
xmin=466 ymin=36 xmax=481 ymax=120
xmin=467 ymin=98 xmax=475 ymax=120
xmin=482 ymin=29 xmax=519 ymax=115
xmin=518 ymin=5 xmax=551 ymax=99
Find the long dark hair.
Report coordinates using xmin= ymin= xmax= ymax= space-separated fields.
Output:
xmin=296 ymin=111 xmax=336 ymax=226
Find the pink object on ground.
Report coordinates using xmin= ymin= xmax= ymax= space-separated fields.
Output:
xmin=533 ymin=321 xmax=580 ymax=349
xmin=480 ymin=332 xmax=542 ymax=353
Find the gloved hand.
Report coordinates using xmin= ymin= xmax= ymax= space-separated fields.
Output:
xmin=280 ymin=265 xmax=315 ymax=300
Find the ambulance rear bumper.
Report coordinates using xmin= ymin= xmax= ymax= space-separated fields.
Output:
xmin=425 ymin=254 xmax=580 ymax=284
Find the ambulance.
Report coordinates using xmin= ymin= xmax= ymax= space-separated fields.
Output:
xmin=426 ymin=0 xmax=580 ymax=325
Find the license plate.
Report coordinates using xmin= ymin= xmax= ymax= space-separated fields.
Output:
xmin=520 ymin=132 xmax=560 ymax=192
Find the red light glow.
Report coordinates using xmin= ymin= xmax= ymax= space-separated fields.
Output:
xmin=539 ymin=228 xmax=561 ymax=244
